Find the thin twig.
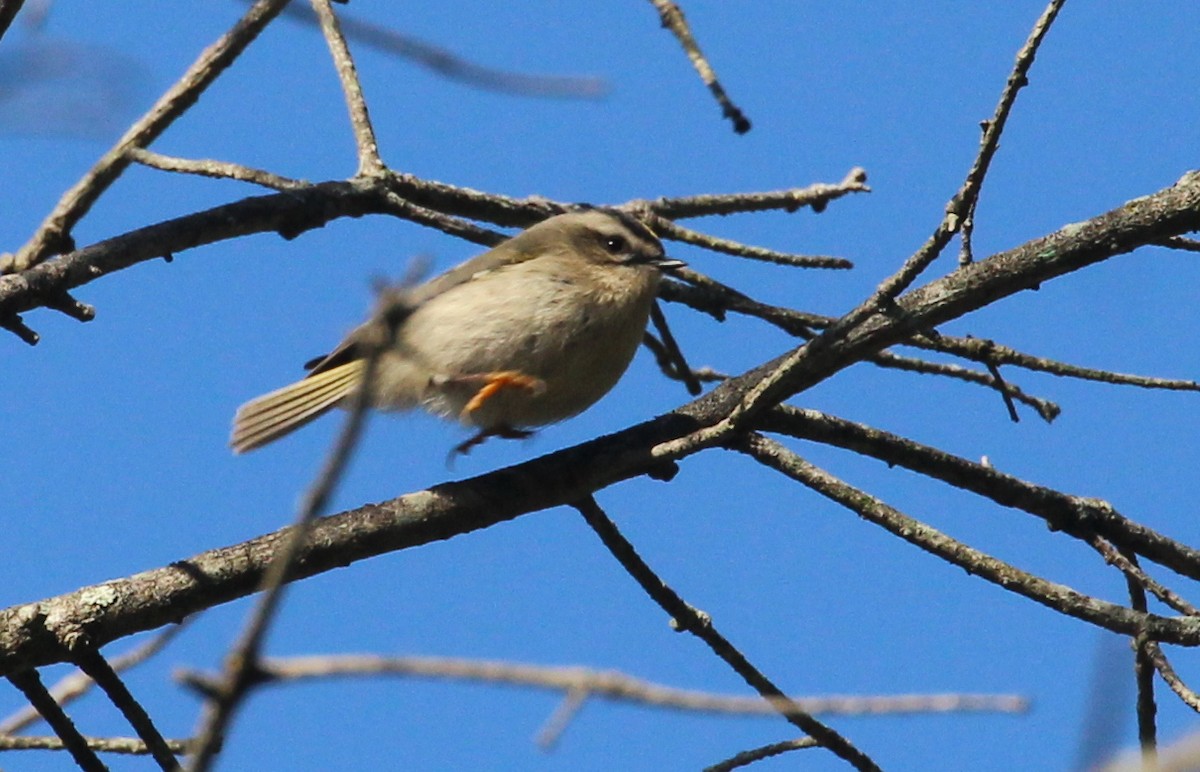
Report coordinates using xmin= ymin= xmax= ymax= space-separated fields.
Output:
xmin=1088 ymin=539 xmax=1199 ymax=617
xmin=129 ymin=149 xmax=306 ymax=191
xmin=1144 ymin=643 xmax=1200 ymax=712
xmin=1153 ymin=236 xmax=1200 ymax=253
xmin=648 ymin=215 xmax=852 ymax=269
xmin=871 ymin=349 xmax=1059 ymax=422
xmin=639 ymin=168 xmax=869 ymax=219
xmin=1128 ymin=578 xmax=1158 ymax=765
xmin=756 ymin=406 xmax=1200 ymax=583
xmin=310 ymin=0 xmax=384 ymax=176
xmin=573 ymin=496 xmax=880 ymax=771
xmin=7 ymin=669 xmax=107 ymax=772
xmin=665 ymin=273 xmax=1200 ymax=395
xmin=73 ymin=649 xmax=179 ymax=771
xmin=0 ymin=733 xmax=193 ymax=755
xmin=908 ymin=334 xmax=1200 ymax=393
xmin=720 ymin=0 xmax=1068 ymax=419
xmin=647 ymin=0 xmax=750 ymax=133
xmin=704 ymin=738 xmax=819 ymax=772
xmin=739 ymin=434 xmax=1181 ymax=639
xmin=2 ymin=0 xmax=293 ymax=275
xmin=535 ymin=688 xmax=587 ymax=749
xmin=858 ymin=0 xmax=1065 ymax=303
xmin=0 ymin=173 xmax=865 ymax=336
xmin=649 ymin=302 xmax=701 ymax=395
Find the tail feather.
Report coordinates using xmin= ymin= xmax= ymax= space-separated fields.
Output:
xmin=231 ymin=361 xmax=365 ymax=453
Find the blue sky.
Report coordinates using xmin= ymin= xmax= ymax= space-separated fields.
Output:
xmin=3 ymin=3 xmax=1200 ymax=770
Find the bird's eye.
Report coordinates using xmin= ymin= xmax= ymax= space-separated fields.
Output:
xmin=602 ymin=234 xmax=628 ymax=254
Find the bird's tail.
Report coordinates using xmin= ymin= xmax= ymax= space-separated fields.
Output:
xmin=230 ymin=361 xmax=365 ymax=453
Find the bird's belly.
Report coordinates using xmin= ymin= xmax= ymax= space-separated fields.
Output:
xmin=402 ymin=275 xmax=655 ymax=429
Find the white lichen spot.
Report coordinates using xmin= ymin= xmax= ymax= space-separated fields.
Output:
xmin=79 ymin=584 xmax=119 ymax=609
xmin=1058 ymin=221 xmax=1087 ymax=238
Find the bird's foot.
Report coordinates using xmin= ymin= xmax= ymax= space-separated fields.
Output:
xmin=450 ymin=424 xmax=535 ymax=459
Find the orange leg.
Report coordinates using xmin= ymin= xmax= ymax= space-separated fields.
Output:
xmin=457 ymin=370 xmax=546 ymax=419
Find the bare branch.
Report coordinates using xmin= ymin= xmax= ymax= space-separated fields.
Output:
xmin=73 ymin=649 xmax=178 ymax=770
xmin=638 ymin=168 xmax=869 ymax=219
xmin=648 ymin=215 xmax=852 ymax=269
xmin=1145 ymin=643 xmax=1200 ymax=712
xmin=129 ymin=149 xmax=306 ymax=191
xmin=0 ymin=173 xmax=857 ymax=337
xmin=859 ymin=0 xmax=1065 ymax=303
xmin=704 ymin=738 xmax=819 ymax=772
xmin=310 ymin=0 xmax=384 ymax=176
xmin=757 ymin=406 xmax=1200 ymax=582
xmin=0 ymin=625 xmax=184 ymax=736
xmin=0 ymin=733 xmax=192 ymax=756
xmin=647 ymin=0 xmax=750 ymax=133
xmin=739 ymin=434 xmax=1183 ymax=640
xmin=574 ymin=496 xmax=880 ymax=771
xmin=6 ymin=669 xmax=106 ymax=771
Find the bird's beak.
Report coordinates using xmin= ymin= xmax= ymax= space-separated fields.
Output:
xmin=650 ymin=256 xmax=686 ymax=272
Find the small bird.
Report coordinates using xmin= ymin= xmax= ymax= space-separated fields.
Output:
xmin=230 ymin=207 xmax=684 ymax=455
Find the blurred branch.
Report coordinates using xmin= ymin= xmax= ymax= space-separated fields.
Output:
xmin=1 ymin=0 xmax=293 ymax=275
xmin=179 ymin=653 xmax=1027 ymax=717
xmin=647 ymin=0 xmax=750 ymax=133
xmin=270 ymin=1 xmax=608 ymax=99
xmin=187 ymin=282 xmax=411 ymax=771
xmin=0 ymin=733 xmax=192 ymax=756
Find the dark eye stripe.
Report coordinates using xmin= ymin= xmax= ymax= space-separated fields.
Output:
xmin=600 ymin=208 xmax=660 ymax=247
